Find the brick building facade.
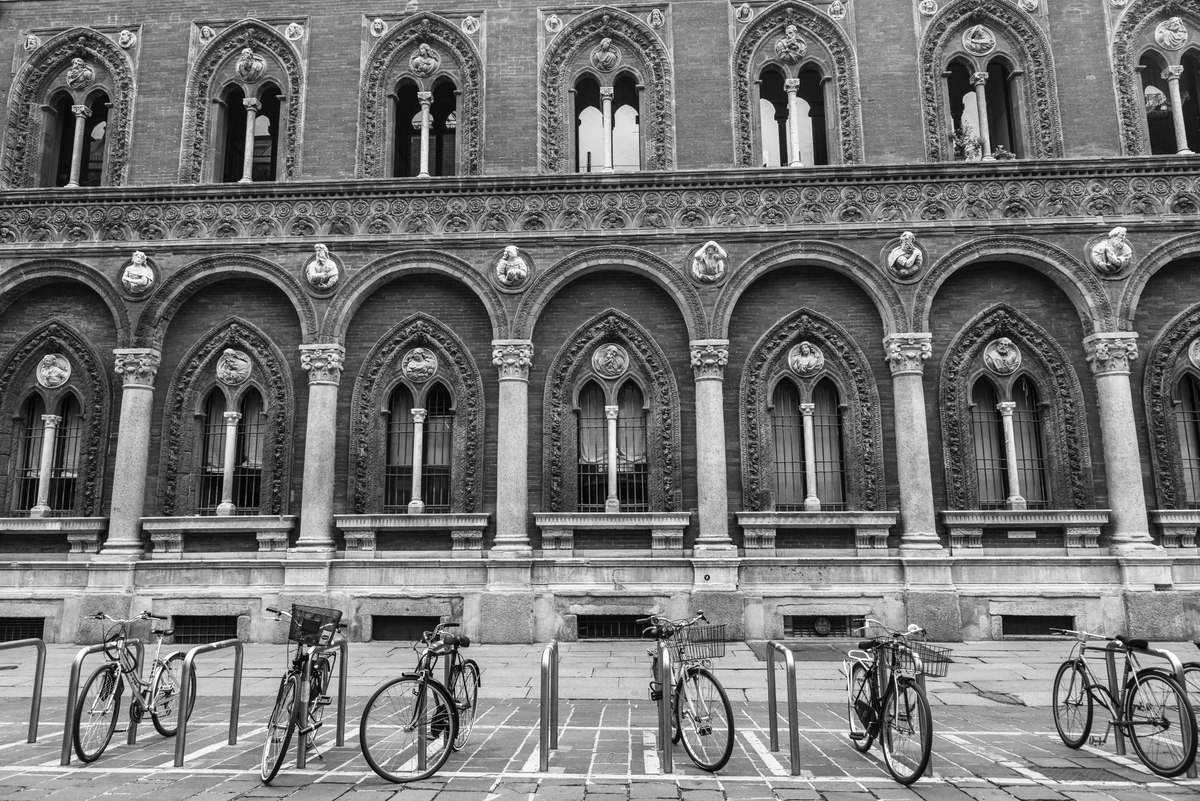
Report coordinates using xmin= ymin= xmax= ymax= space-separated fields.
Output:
xmin=1 ymin=0 xmax=1198 ymax=643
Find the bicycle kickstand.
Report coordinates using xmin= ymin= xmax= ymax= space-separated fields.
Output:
xmin=1089 ymin=721 xmax=1113 ymax=748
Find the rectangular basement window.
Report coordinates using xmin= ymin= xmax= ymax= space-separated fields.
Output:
xmin=372 ymin=615 xmax=442 ymax=642
xmin=576 ymin=615 xmax=648 ymax=640
xmin=172 ymin=615 xmax=239 ymax=644
xmin=0 ymin=617 xmax=44 ymax=642
xmin=784 ymin=615 xmax=866 ymax=638
xmin=1001 ymin=614 xmax=1074 ymax=638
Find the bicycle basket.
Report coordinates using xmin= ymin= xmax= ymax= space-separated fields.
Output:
xmin=672 ymin=623 xmax=726 ymax=662
xmin=909 ymin=641 xmax=952 ymax=678
xmin=288 ymin=604 xmax=342 ymax=646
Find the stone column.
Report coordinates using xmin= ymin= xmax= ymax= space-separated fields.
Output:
xmin=417 ymin=91 xmax=433 ymax=178
xmin=29 ymin=415 xmax=62 ymax=518
xmin=295 ymin=344 xmax=345 ymax=557
xmin=491 ymin=341 xmax=533 ymax=556
xmin=995 ymin=402 xmax=1026 ymax=510
xmin=65 ymin=105 xmax=91 ymax=188
xmin=1084 ymin=333 xmax=1156 ymax=552
xmin=600 ymin=86 xmax=615 ymax=174
xmin=691 ymin=340 xmax=736 ymax=553
xmin=101 ymin=349 xmax=161 ymax=559
xmin=1163 ymin=66 xmax=1194 ymax=156
xmin=215 ymin=411 xmax=242 ymax=516
xmin=604 ymin=405 xmax=620 ymax=512
xmin=783 ymin=77 xmax=803 ymax=167
xmin=971 ymin=72 xmax=992 ymax=159
xmin=883 ymin=334 xmax=943 ymax=551
xmin=799 ymin=403 xmax=820 ymax=511
xmin=409 ymin=408 xmax=427 ymax=514
xmin=239 ymin=98 xmax=260 ymax=183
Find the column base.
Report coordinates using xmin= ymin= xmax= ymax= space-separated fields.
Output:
xmin=94 ymin=543 xmax=145 ymax=561
xmin=216 ymin=502 xmax=236 ymax=516
xmin=692 ymin=541 xmax=738 ymax=557
xmin=1109 ymin=539 xmax=1162 ymax=555
xmin=898 ymin=532 xmax=947 ymax=554
xmin=29 ymin=505 xmax=49 ymax=519
xmin=408 ymin=499 xmax=425 ymax=514
xmin=489 ymin=542 xmax=533 ymax=558
xmin=288 ymin=544 xmax=336 ymax=559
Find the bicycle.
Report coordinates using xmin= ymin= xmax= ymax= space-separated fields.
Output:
xmin=637 ymin=610 xmax=734 ymax=772
xmin=72 ymin=611 xmax=197 ymax=763
xmin=1051 ymin=627 xmax=1196 ymax=777
xmin=359 ymin=621 xmax=477 ymax=783
xmin=260 ymin=604 xmax=346 ymax=784
xmin=844 ymin=619 xmax=949 ymax=785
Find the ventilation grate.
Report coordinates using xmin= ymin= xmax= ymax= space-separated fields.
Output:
xmin=1001 ymin=615 xmax=1074 ymax=638
xmin=576 ymin=615 xmax=648 ymax=640
xmin=172 ymin=615 xmax=238 ymax=644
xmin=372 ymin=615 xmax=441 ymax=642
xmin=0 ymin=617 xmax=44 ymax=642
xmin=784 ymin=615 xmax=866 ymax=638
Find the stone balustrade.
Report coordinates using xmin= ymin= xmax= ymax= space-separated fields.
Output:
xmin=0 ymin=517 xmax=107 ymax=559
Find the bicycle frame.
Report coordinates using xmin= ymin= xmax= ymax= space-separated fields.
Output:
xmin=1063 ymin=636 xmax=1156 ymax=742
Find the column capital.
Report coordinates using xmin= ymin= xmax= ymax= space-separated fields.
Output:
xmin=299 ymin=344 xmax=345 ymax=385
xmin=243 ymin=97 xmax=261 ymax=112
xmin=113 ymin=348 xmax=161 ymax=388
xmin=222 ymin=411 xmax=242 ymax=425
xmin=411 ymin=408 xmax=428 ymax=424
xmin=604 ymin=404 xmax=619 ymax=420
xmin=1164 ymin=65 xmax=1185 ymax=81
xmin=71 ymin=104 xmax=92 ymax=119
xmin=799 ymin=402 xmax=815 ymax=416
xmin=599 ymin=86 xmax=614 ymax=100
xmin=996 ymin=401 xmax=1016 ymax=416
xmin=783 ymin=77 xmax=800 ymax=92
xmin=883 ymin=333 xmax=932 ymax=376
xmin=690 ymin=339 xmax=729 ymax=381
xmin=40 ymin=414 xmax=62 ymax=429
xmin=492 ymin=339 xmax=533 ymax=381
xmin=970 ymin=71 xmax=989 ymax=86
xmin=1084 ymin=332 xmax=1138 ymax=376
xmin=417 ymin=90 xmax=433 ymax=106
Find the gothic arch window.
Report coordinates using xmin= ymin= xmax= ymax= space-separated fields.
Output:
xmin=194 ymin=386 xmax=266 ymax=514
xmin=918 ymin=2 xmax=1063 ymax=161
xmin=1176 ymin=374 xmax=1200 ymax=504
xmin=1142 ymin=308 xmax=1200 ymax=508
xmin=11 ymin=391 xmax=88 ymax=516
xmin=541 ymin=8 xmax=675 ymax=173
xmin=573 ymin=376 xmax=649 ymax=511
xmin=381 ymin=379 xmax=456 ymax=513
xmin=741 ymin=311 xmax=881 ymax=512
xmin=179 ymin=21 xmax=305 ymax=183
xmin=2 ymin=28 xmax=134 ymax=188
xmin=732 ymin=2 xmax=862 ymax=167
xmin=358 ymin=13 xmax=483 ymax=178
xmin=969 ymin=374 xmax=1049 ymax=510
xmin=1113 ymin=4 xmax=1200 ymax=155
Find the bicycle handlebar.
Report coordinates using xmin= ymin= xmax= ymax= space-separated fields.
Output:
xmin=92 ymin=610 xmax=164 ymax=624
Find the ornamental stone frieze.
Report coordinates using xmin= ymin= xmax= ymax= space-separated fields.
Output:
xmin=1084 ymin=332 xmax=1139 ymax=375
xmin=113 ymin=348 xmax=161 ymax=387
xmin=299 ymin=344 xmax=345 ymax=385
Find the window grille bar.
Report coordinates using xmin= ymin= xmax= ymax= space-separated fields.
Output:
xmin=615 ymin=411 xmax=648 ymax=511
xmin=812 ymin=409 xmax=845 ymax=509
xmin=972 ymin=383 xmax=1008 ymax=508
xmin=771 ymin=384 xmax=805 ymax=509
xmin=232 ymin=408 xmax=264 ymax=514
xmin=11 ymin=402 xmax=42 ymax=516
xmin=1178 ymin=376 xmax=1200 ymax=506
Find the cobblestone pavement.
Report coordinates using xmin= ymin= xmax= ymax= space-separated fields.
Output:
xmin=0 ymin=640 xmax=1197 ymax=800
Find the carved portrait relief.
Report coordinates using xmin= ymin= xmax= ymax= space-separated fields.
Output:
xmin=36 ymin=353 xmax=71 ymax=388
xmin=590 ymin=37 xmax=620 ymax=72
xmin=690 ymin=241 xmax=728 ymax=283
xmin=1157 ymin=17 xmax=1189 ymax=50
xmin=494 ymin=245 xmax=532 ymax=289
xmin=409 ymin=43 xmax=440 ymax=76
xmin=774 ymin=24 xmax=807 ymax=63
xmin=118 ymin=29 xmax=137 ymax=48
xmin=1190 ymin=338 xmax=1200 ymax=372
xmin=1089 ymin=226 xmax=1134 ymax=277
xmin=983 ymin=337 xmax=1021 ymax=375
xmin=216 ymin=348 xmax=252 ymax=385
xmin=121 ymin=251 xmax=156 ymax=296
xmin=592 ymin=343 xmax=630 ymax=378
xmin=402 ymin=347 xmax=438 ymax=382
xmin=65 ymin=57 xmax=95 ymax=89
xmin=885 ymin=231 xmax=924 ymax=281
xmin=304 ymin=243 xmax=340 ymax=291
xmin=962 ymin=25 xmax=997 ymax=56
xmin=787 ymin=341 xmax=825 ymax=376
xmin=234 ymin=47 xmax=266 ymax=82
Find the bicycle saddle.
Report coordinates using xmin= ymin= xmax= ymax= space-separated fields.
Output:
xmin=1116 ymin=634 xmax=1149 ymax=650
xmin=153 ymin=629 xmax=174 ymax=637
xmin=858 ymin=640 xmax=880 ymax=651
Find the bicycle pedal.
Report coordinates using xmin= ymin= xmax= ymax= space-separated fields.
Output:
xmin=849 ymin=732 xmax=866 ymax=741
xmin=314 ymin=695 xmax=332 ymax=707
xmin=1089 ymin=735 xmax=1105 ymax=746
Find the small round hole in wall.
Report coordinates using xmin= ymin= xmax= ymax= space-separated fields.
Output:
xmin=703 ymin=574 xmax=711 ymax=581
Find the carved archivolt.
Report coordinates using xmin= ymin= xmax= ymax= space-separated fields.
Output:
xmin=159 ymin=319 xmax=294 ymax=515
xmin=918 ymin=0 xmax=1063 ymax=161
xmin=543 ymin=310 xmax=682 ymax=512
xmin=348 ymin=314 xmax=484 ymax=514
xmin=739 ymin=309 xmax=883 ymax=512
xmin=2 ymin=28 xmax=136 ymax=188
xmin=357 ymin=13 xmax=483 ymax=177
xmin=1143 ymin=304 xmax=1200 ymax=508
xmin=731 ymin=0 xmax=864 ymax=166
xmin=179 ymin=20 xmax=305 ymax=183
xmin=1120 ymin=230 xmax=1200 ymax=327
xmin=0 ymin=323 xmax=108 ymax=516
xmin=939 ymin=305 xmax=1093 ymax=510
xmin=540 ymin=6 xmax=675 ymax=172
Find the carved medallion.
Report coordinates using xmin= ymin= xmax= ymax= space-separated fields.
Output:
xmin=23 ymin=33 xmax=41 ymax=52
xmin=118 ymin=30 xmax=138 ymax=49
xmin=66 ymin=58 xmax=95 ymax=90
xmin=216 ymin=348 xmax=252 ymax=385
xmin=402 ymin=347 xmax=438 ymax=382
xmin=735 ymin=3 xmax=753 ymax=23
xmin=1156 ymin=17 xmax=1188 ymax=51
xmin=303 ymin=243 xmax=340 ymax=292
xmin=591 ymin=38 xmax=620 ymax=72
xmin=120 ymin=251 xmax=156 ymax=297
xmin=235 ymin=48 xmax=266 ymax=83
xmin=1190 ymin=339 xmax=1200 ymax=372
xmin=1088 ymin=226 xmax=1134 ymax=278
xmin=774 ymin=25 xmax=807 ymax=64
xmin=545 ymin=14 xmax=562 ymax=34
xmin=690 ymin=240 xmax=728 ymax=284
xmin=409 ymin=43 xmax=441 ymax=76
xmin=461 ymin=15 xmax=480 ymax=34
xmin=828 ymin=0 xmax=847 ymax=21
xmin=1017 ymin=0 xmax=1038 ymax=11
xmin=787 ymin=342 xmax=825 ymax=377
xmin=592 ymin=344 xmax=630 ymax=378
xmin=918 ymin=0 xmax=938 ymax=15
xmin=884 ymin=231 xmax=924 ymax=281
xmin=962 ymin=25 xmax=996 ymax=56
xmin=198 ymin=25 xmax=215 ymax=44
xmin=983 ymin=338 xmax=1021 ymax=375
xmin=285 ymin=22 xmax=305 ymax=41
xmin=369 ymin=18 xmax=388 ymax=37
xmin=494 ymin=245 xmax=532 ymax=290
xmin=648 ymin=9 xmax=665 ymax=28
xmin=37 ymin=354 xmax=71 ymax=388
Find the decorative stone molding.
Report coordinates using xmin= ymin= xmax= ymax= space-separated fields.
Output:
xmin=690 ymin=340 xmax=729 ymax=381
xmin=113 ymin=348 xmax=160 ymax=387
xmin=731 ymin=0 xmax=864 ymax=166
xmin=299 ymin=344 xmax=345 ymax=385
xmin=919 ymin=0 xmax=1063 ymax=161
xmin=1143 ymin=305 xmax=1200 ymax=509
xmin=333 ymin=513 xmax=489 ymax=557
xmin=533 ymin=512 xmax=691 ymax=555
xmin=141 ymin=515 xmax=296 ymax=559
xmin=883 ymin=334 xmax=932 ymax=376
xmin=736 ymin=510 xmax=899 ymax=554
xmin=357 ymin=12 xmax=483 ymax=178
xmin=740 ymin=309 xmax=884 ymax=512
xmin=540 ymin=6 xmax=676 ymax=172
xmin=492 ymin=340 xmax=533 ymax=380
xmin=940 ymin=510 xmax=1109 ymax=551
xmin=1149 ymin=510 xmax=1200 ymax=548
xmin=939 ymin=305 xmax=1094 ymax=510
xmin=1084 ymin=332 xmax=1138 ymax=376
xmin=0 ymin=517 xmax=106 ymax=559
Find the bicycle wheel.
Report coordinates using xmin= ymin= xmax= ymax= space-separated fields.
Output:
xmin=150 ymin=653 xmax=197 ymax=737
xmin=1183 ymin=663 xmax=1200 ymax=723
xmin=360 ymin=676 xmax=456 ymax=783
xmin=73 ymin=664 xmax=122 ymax=763
xmin=879 ymin=681 xmax=932 ymax=785
xmin=673 ymin=666 xmax=734 ymax=772
xmin=1052 ymin=659 xmax=1092 ymax=748
xmin=1124 ymin=671 xmax=1197 ymax=778
xmin=847 ymin=662 xmax=874 ymax=753
xmin=260 ymin=675 xmax=299 ymax=784
xmin=449 ymin=659 xmax=480 ymax=750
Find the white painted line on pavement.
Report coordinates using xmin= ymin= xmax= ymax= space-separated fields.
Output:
xmin=740 ymin=730 xmax=787 ymax=776
xmin=641 ymin=728 xmax=660 ymax=775
xmin=0 ymin=731 xmax=62 ymax=751
xmin=520 ymin=744 xmax=540 ymax=773
xmin=939 ymin=732 xmax=1051 ymax=781
xmin=159 ymin=725 xmax=267 ymax=767
xmin=1081 ymin=743 xmax=1154 ymax=775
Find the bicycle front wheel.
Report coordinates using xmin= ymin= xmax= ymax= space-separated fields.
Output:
xmin=1052 ymin=659 xmax=1092 ymax=748
xmin=673 ymin=666 xmax=733 ymax=772
xmin=73 ymin=664 xmax=122 ymax=763
xmin=260 ymin=675 xmax=299 ymax=784
xmin=449 ymin=659 xmax=480 ymax=750
xmin=150 ymin=652 xmax=197 ymax=737
xmin=847 ymin=661 xmax=874 ymax=753
xmin=879 ymin=681 xmax=932 ymax=785
xmin=360 ymin=676 xmax=457 ymax=783
xmin=1124 ymin=671 xmax=1197 ymax=778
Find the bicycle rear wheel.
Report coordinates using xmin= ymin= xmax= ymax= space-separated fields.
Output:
xmin=847 ymin=661 xmax=874 ymax=752
xmin=73 ymin=664 xmax=122 ymax=763
xmin=879 ymin=681 xmax=932 ymax=785
xmin=150 ymin=652 xmax=197 ymax=737
xmin=260 ymin=675 xmax=299 ymax=784
xmin=1124 ymin=671 xmax=1197 ymax=778
xmin=449 ymin=659 xmax=480 ymax=750
xmin=673 ymin=666 xmax=733 ymax=772
xmin=1052 ymin=659 xmax=1092 ymax=748
xmin=360 ymin=676 xmax=457 ymax=783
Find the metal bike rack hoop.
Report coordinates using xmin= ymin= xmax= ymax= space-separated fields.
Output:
xmin=296 ymin=637 xmax=348 ymax=769
xmin=539 ymin=639 xmax=560 ymax=772
xmin=656 ymin=640 xmax=673 ymax=774
xmin=766 ymin=640 xmax=801 ymax=776
xmin=60 ymin=638 xmax=143 ymax=766
xmin=0 ymin=638 xmax=45 ymax=743
xmin=173 ymin=638 xmax=244 ymax=767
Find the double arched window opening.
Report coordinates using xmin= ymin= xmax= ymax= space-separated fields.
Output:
xmin=757 ymin=63 xmax=829 ymax=167
xmin=43 ymin=87 xmax=110 ymax=188
xmin=215 ymin=81 xmax=283 ymax=183
xmin=969 ymin=374 xmax=1048 ymax=510
xmin=384 ymin=381 xmax=455 ymax=513
xmin=1137 ymin=47 xmax=1200 ymax=156
xmin=574 ymin=71 xmax=642 ymax=173
xmin=576 ymin=379 xmax=649 ymax=512
xmin=197 ymin=386 xmax=267 ymax=515
xmin=944 ymin=54 xmax=1024 ymax=160
xmin=393 ymin=78 xmax=458 ymax=178
xmin=769 ymin=376 xmax=845 ymax=511
xmin=11 ymin=392 xmax=85 ymax=517
xmin=1175 ymin=373 xmax=1200 ymax=505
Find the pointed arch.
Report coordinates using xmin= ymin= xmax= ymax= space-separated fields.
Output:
xmin=0 ymin=322 xmax=109 ymax=516
xmin=348 ymin=314 xmax=485 ymax=514
xmin=918 ymin=0 xmax=1063 ymax=161
xmin=357 ymin=12 xmax=483 ymax=177
xmin=939 ymin=305 xmax=1093 ymax=510
xmin=540 ymin=6 xmax=676 ymax=172
xmin=1142 ymin=303 xmax=1200 ymax=509
xmin=739 ymin=309 xmax=882 ymax=512
xmin=158 ymin=318 xmax=294 ymax=516
xmin=1120 ymin=230 xmax=1200 ymax=327
xmin=2 ymin=27 xmax=135 ymax=188
xmin=0 ymin=259 xmax=130 ymax=346
xmin=178 ymin=19 xmax=305 ymax=183
xmin=543 ymin=310 xmax=682 ymax=512
xmin=731 ymin=0 xmax=863 ymax=166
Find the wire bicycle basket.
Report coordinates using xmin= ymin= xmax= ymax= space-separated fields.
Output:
xmin=671 ymin=623 xmax=727 ymax=663
xmin=286 ymin=604 xmax=342 ymax=646
xmin=899 ymin=641 xmax=953 ymax=678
